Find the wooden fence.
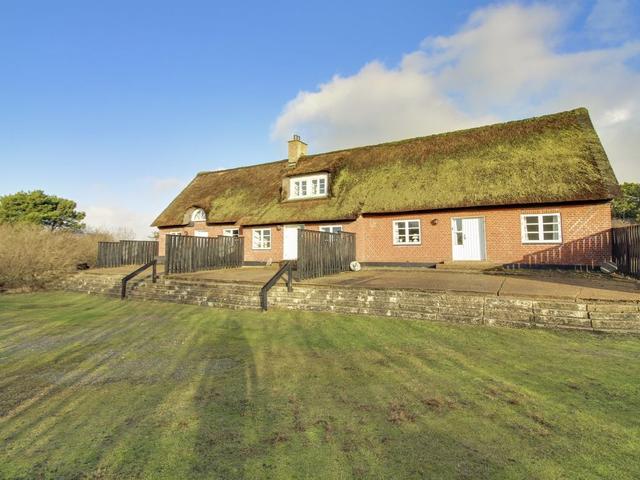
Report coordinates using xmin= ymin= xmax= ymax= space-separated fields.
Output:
xmin=96 ymin=240 xmax=159 ymax=268
xmin=612 ymin=224 xmax=640 ymax=278
xmin=296 ymin=229 xmax=356 ymax=280
xmin=165 ymin=234 xmax=244 ymax=274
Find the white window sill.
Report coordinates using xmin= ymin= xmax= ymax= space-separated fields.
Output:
xmin=393 ymin=242 xmax=422 ymax=246
xmin=252 ymin=247 xmax=272 ymax=250
xmin=522 ymin=240 xmax=562 ymax=245
xmin=287 ymin=195 xmax=329 ymax=201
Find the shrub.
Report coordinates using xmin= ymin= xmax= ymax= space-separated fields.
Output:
xmin=0 ymin=224 xmax=113 ymax=291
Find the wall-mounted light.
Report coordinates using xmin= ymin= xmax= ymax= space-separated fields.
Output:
xmin=431 ymin=219 xmax=438 ymax=226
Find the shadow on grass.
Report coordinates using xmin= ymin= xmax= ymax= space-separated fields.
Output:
xmin=189 ymin=317 xmax=260 ymax=478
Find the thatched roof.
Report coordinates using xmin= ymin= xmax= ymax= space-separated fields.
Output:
xmin=152 ymin=108 xmax=619 ymax=227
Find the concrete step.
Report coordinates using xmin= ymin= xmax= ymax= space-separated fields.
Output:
xmin=59 ymin=271 xmax=640 ymax=333
xmin=435 ymin=261 xmax=501 ymax=272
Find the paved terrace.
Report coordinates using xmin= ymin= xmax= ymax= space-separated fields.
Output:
xmin=89 ymin=265 xmax=640 ymax=303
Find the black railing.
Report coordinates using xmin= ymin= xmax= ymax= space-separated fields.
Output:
xmin=260 ymin=261 xmax=293 ymax=311
xmin=165 ymin=235 xmax=244 ymax=274
xmin=296 ymin=229 xmax=356 ymax=280
xmin=612 ymin=224 xmax=640 ymax=278
xmin=121 ymin=259 xmax=158 ymax=299
xmin=97 ymin=240 xmax=159 ymax=268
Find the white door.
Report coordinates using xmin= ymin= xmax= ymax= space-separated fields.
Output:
xmin=451 ymin=218 xmax=485 ymax=261
xmin=283 ymin=225 xmax=303 ymax=260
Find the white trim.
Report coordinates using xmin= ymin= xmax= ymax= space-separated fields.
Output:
xmin=191 ymin=208 xmax=207 ymax=222
xmin=392 ymin=219 xmax=421 ymax=245
xmin=252 ymin=228 xmax=272 ymax=250
xmin=319 ymin=225 xmax=343 ymax=233
xmin=288 ymin=173 xmax=329 ymax=200
xmin=223 ymin=228 xmax=240 ymax=237
xmin=450 ymin=216 xmax=487 ymax=261
xmin=283 ymin=224 xmax=304 ymax=260
xmin=520 ymin=213 xmax=562 ymax=244
xmin=194 ymin=230 xmax=209 ymax=238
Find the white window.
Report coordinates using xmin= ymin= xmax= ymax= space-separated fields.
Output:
xmin=191 ymin=208 xmax=207 ymax=222
xmin=319 ymin=225 xmax=343 ymax=234
xmin=393 ymin=220 xmax=421 ymax=245
xmin=252 ymin=228 xmax=271 ymax=249
xmin=289 ymin=173 xmax=328 ymax=199
xmin=194 ymin=230 xmax=208 ymax=238
xmin=521 ymin=213 xmax=562 ymax=243
xmin=223 ymin=228 xmax=240 ymax=237
xmin=167 ymin=231 xmax=183 ymax=236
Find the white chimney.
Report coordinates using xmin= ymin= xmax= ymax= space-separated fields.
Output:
xmin=288 ymin=134 xmax=307 ymax=167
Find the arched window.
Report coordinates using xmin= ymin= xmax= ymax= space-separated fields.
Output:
xmin=191 ymin=208 xmax=207 ymax=222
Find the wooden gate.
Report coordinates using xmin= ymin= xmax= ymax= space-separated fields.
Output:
xmin=296 ymin=229 xmax=356 ymax=280
xmin=612 ymin=225 xmax=640 ymax=278
xmin=165 ymin=234 xmax=244 ymax=274
xmin=97 ymin=240 xmax=158 ymax=268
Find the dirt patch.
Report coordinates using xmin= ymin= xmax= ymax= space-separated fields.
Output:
xmin=527 ymin=412 xmax=553 ymax=430
xmin=484 ymin=384 xmax=527 ymax=406
xmin=421 ymin=396 xmax=457 ymax=411
xmin=315 ymin=419 xmax=335 ymax=442
xmin=288 ymin=395 xmax=305 ymax=432
xmin=387 ymin=401 xmax=416 ymax=424
xmin=268 ymin=432 xmax=290 ymax=445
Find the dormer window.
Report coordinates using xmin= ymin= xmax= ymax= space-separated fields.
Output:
xmin=191 ymin=208 xmax=207 ymax=222
xmin=289 ymin=173 xmax=328 ymax=200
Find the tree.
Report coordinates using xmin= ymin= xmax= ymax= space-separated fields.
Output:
xmin=612 ymin=182 xmax=640 ymax=223
xmin=0 ymin=190 xmax=86 ymax=231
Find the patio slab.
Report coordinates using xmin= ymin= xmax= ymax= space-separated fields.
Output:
xmin=86 ymin=264 xmax=640 ymax=303
xmin=305 ymin=269 xmax=505 ymax=295
xmin=170 ymin=266 xmax=280 ymax=284
xmin=307 ymin=268 xmax=640 ymax=302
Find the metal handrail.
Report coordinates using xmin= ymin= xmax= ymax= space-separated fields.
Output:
xmin=121 ymin=259 xmax=158 ymax=299
xmin=260 ymin=261 xmax=293 ymax=311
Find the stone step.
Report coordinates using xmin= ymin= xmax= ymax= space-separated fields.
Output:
xmin=60 ymin=273 xmax=640 ymax=333
xmin=435 ymin=261 xmax=502 ymax=271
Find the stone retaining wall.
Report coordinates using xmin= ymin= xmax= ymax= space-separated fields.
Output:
xmin=59 ymin=273 xmax=640 ymax=333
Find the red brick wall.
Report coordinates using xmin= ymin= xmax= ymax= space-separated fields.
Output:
xmin=157 ymin=202 xmax=612 ymax=266
xmin=353 ymin=202 xmax=612 ymax=266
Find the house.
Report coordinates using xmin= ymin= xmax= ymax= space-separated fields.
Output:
xmin=152 ymin=108 xmax=620 ymax=267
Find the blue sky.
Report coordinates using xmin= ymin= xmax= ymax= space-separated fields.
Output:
xmin=1 ymin=1 xmax=639 ymax=237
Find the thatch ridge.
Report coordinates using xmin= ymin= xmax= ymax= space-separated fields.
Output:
xmin=151 ymin=108 xmax=619 ymax=227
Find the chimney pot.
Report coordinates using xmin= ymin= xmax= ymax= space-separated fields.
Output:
xmin=288 ymin=134 xmax=307 ymax=167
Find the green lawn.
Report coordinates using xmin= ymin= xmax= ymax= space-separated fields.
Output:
xmin=1 ymin=293 xmax=639 ymax=479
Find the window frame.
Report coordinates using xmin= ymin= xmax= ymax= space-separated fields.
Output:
xmin=289 ymin=173 xmax=329 ymax=200
xmin=194 ymin=230 xmax=209 ymax=238
xmin=393 ymin=219 xmax=422 ymax=246
xmin=319 ymin=225 xmax=343 ymax=234
xmin=191 ymin=208 xmax=207 ymax=222
xmin=520 ymin=213 xmax=562 ymax=244
xmin=223 ymin=228 xmax=240 ymax=237
xmin=252 ymin=228 xmax=272 ymax=250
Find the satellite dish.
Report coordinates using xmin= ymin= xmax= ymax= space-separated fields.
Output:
xmin=350 ymin=261 xmax=361 ymax=272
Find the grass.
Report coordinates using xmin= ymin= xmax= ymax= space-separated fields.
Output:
xmin=1 ymin=292 xmax=639 ymax=479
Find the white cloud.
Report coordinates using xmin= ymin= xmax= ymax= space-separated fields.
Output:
xmin=82 ymin=204 xmax=155 ymax=240
xmin=272 ymin=2 xmax=640 ymax=181
xmin=272 ymin=61 xmax=492 ymax=152
xmin=150 ymin=177 xmax=186 ymax=194
xmin=79 ymin=177 xmax=189 ymax=239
